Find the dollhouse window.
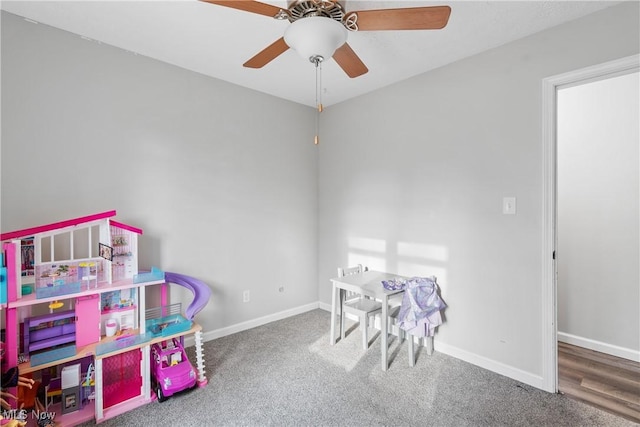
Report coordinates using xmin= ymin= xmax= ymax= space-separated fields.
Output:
xmin=53 ymin=233 xmax=71 ymax=261
xmin=73 ymin=227 xmax=90 ymax=259
xmin=41 ymin=236 xmax=52 ymax=263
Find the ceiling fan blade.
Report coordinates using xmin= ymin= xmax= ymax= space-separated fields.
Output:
xmin=243 ymin=37 xmax=290 ymax=68
xmin=333 ymin=43 xmax=368 ymax=78
xmin=349 ymin=6 xmax=451 ymax=31
xmin=200 ymin=0 xmax=284 ymax=18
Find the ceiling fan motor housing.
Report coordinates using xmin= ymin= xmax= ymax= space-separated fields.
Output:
xmin=286 ymin=0 xmax=345 ymax=22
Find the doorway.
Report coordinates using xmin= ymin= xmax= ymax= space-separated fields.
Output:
xmin=555 ymin=67 xmax=640 ymax=422
xmin=541 ymin=54 xmax=640 ymax=394
xmin=556 ymin=71 xmax=639 ymax=358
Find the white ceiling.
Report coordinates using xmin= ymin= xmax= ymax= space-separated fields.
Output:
xmin=1 ymin=1 xmax=622 ymax=107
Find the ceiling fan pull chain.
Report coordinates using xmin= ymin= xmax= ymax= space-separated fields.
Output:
xmin=314 ymin=57 xmax=323 ymax=145
xmin=317 ymin=58 xmax=323 ymax=113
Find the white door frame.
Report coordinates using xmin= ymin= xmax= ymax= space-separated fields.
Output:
xmin=541 ymin=54 xmax=639 ymax=393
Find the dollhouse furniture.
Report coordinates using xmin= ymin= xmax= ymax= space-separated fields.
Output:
xmin=1 ymin=210 xmax=209 ymax=426
xmin=44 ymin=363 xmax=82 ymax=413
xmin=80 ymin=363 xmax=96 ymax=406
xmin=61 ymin=364 xmax=81 ymax=414
xmin=24 ymin=310 xmax=77 ymax=354
xmin=45 ymin=376 xmax=62 ymax=411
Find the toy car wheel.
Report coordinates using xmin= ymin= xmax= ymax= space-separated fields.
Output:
xmin=156 ymin=385 xmax=167 ymax=403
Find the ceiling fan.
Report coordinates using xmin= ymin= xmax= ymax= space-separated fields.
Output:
xmin=201 ymin=0 xmax=452 ymax=78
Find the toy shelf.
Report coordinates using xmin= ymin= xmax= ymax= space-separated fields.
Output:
xmin=7 ymin=278 xmax=165 ymax=309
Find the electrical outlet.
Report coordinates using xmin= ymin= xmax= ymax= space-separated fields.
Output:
xmin=243 ymin=290 xmax=250 ymax=303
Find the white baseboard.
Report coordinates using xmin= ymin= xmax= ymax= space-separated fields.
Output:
xmin=319 ymin=304 xmax=546 ymax=389
xmin=434 ymin=340 xmax=546 ymax=390
xmin=184 ymin=302 xmax=320 ymax=348
xmin=188 ymin=302 xmax=547 ymax=391
xmin=558 ymin=332 xmax=640 ymax=362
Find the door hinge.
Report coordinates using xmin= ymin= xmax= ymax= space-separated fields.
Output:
xmin=553 ymin=250 xmax=556 ymax=260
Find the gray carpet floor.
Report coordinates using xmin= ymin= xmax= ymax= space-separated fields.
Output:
xmin=82 ymin=309 xmax=636 ymax=426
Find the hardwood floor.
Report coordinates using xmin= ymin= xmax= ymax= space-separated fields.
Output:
xmin=558 ymin=342 xmax=640 ymax=423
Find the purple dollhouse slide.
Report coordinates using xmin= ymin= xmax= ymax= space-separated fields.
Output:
xmin=164 ymin=272 xmax=211 ymax=320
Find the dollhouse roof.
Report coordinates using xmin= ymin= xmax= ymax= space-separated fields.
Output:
xmin=0 ymin=210 xmax=143 ymax=241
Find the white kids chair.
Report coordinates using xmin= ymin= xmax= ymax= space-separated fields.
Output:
xmin=338 ymin=264 xmax=382 ymax=350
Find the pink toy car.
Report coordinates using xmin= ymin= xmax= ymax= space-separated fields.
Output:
xmin=150 ymin=338 xmax=197 ymax=402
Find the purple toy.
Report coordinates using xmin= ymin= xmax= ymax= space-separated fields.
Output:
xmin=164 ymin=272 xmax=211 ymax=320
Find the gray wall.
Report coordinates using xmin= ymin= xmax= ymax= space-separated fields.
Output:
xmin=318 ymin=1 xmax=639 ymax=387
xmin=1 ymin=11 xmax=318 ymax=332
xmin=557 ymin=72 xmax=639 ymax=358
xmin=2 ymin=1 xmax=639 ymax=392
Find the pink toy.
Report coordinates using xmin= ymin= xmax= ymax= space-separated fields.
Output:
xmin=164 ymin=272 xmax=211 ymax=386
xmin=150 ymin=338 xmax=196 ymax=402
xmin=1 ymin=211 xmax=211 ymax=424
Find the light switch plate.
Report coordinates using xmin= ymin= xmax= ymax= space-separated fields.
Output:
xmin=503 ymin=197 xmax=516 ymax=215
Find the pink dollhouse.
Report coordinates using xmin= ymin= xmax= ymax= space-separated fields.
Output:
xmin=0 ymin=211 xmax=209 ymax=426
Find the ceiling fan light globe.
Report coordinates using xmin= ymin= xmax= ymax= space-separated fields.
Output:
xmin=284 ymin=17 xmax=347 ymax=62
